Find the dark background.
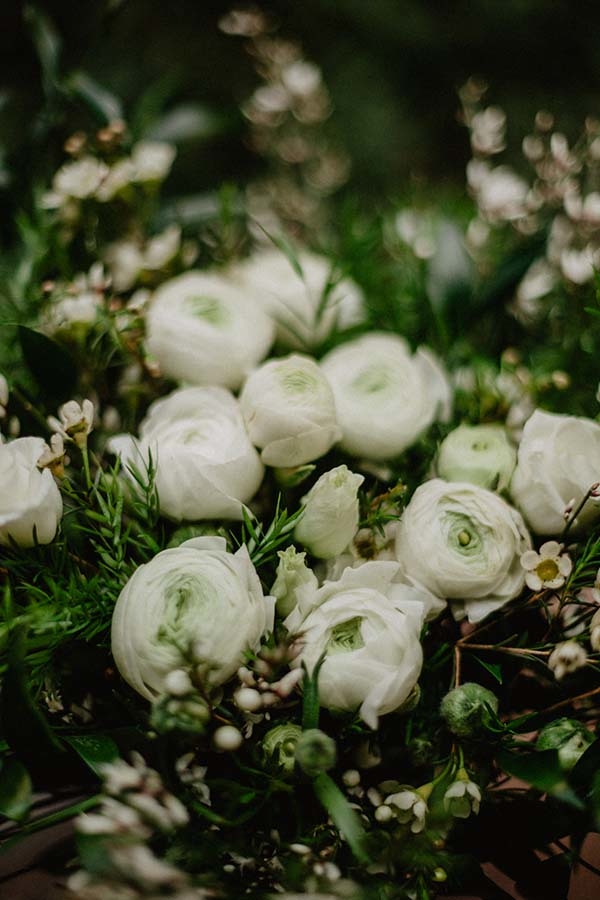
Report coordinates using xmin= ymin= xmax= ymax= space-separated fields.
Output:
xmin=1 ymin=0 xmax=600 ymax=205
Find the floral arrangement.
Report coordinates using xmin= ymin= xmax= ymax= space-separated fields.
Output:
xmin=2 ymin=11 xmax=600 ymax=900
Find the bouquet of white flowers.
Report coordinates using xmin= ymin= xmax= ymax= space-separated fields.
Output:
xmin=2 ymin=12 xmax=600 ymax=900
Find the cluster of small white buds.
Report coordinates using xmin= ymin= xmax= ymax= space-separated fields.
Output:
xmin=235 ymin=664 xmax=304 ymax=712
xmin=548 ymin=640 xmax=588 ymax=680
xmin=77 ymin=753 xmax=189 ymax=840
xmin=48 ymin=399 xmax=95 ymax=449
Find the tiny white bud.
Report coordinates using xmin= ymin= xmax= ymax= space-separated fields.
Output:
xmin=289 ymin=843 xmax=312 ymax=856
xmin=213 ymin=725 xmax=243 ymax=752
xmin=342 ymin=769 xmax=361 ymax=788
xmin=163 ymin=669 xmax=192 ymax=697
xmin=234 ymin=687 xmax=263 ymax=712
xmin=366 ymin=787 xmax=383 ymax=807
xmin=374 ymin=804 xmax=394 ymax=823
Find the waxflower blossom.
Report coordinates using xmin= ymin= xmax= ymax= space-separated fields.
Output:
xmin=384 ymin=786 xmax=430 ymax=833
xmin=48 ymin=399 xmax=95 ymax=449
xmin=443 ymin=770 xmax=481 ymax=818
xmin=548 ymin=641 xmax=588 ymax=681
xmin=520 ymin=541 xmax=572 ymax=591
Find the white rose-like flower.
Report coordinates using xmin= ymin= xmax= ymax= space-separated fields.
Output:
xmin=294 ymin=465 xmax=364 ymax=559
xmin=112 ymin=536 xmax=274 ymax=700
xmin=145 ymin=271 xmax=274 ymax=390
xmin=435 ymin=424 xmax=516 ymax=492
xmin=239 ymin=354 xmax=341 ymax=467
xmin=320 ymin=333 xmax=452 ymax=461
xmin=0 ymin=437 xmax=63 ymax=547
xmin=510 ymin=410 xmax=600 ymax=535
xmin=109 ymin=386 xmax=264 ymax=521
xmin=395 ymin=479 xmax=532 ymax=623
xmin=284 ymin=561 xmax=425 ymax=728
xmin=230 ymin=248 xmax=364 ymax=349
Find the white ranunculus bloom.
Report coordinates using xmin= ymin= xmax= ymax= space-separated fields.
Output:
xmin=510 ymin=410 xmax=600 ymax=535
xmin=108 ymin=387 xmax=264 ymax=521
xmin=230 ymin=248 xmax=364 ymax=349
xmin=294 ymin=465 xmax=364 ymax=559
xmin=111 ymin=536 xmax=274 ymax=701
xmin=435 ymin=424 xmax=516 ymax=492
xmin=0 ymin=437 xmax=63 ymax=547
xmin=395 ymin=479 xmax=532 ymax=623
xmin=145 ymin=271 xmax=274 ymax=390
xmin=320 ymin=333 xmax=452 ymax=461
xmin=284 ymin=561 xmax=425 ymax=728
xmin=239 ymin=354 xmax=341 ymax=467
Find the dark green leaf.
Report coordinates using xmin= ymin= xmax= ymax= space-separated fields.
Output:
xmin=302 ymin=653 xmax=326 ymax=731
xmin=64 ymin=734 xmax=119 ymax=777
xmin=24 ymin=4 xmax=62 ymax=94
xmin=497 ymin=748 xmax=584 ymax=809
xmin=569 ymin=737 xmax=600 ymax=792
xmin=18 ymin=326 xmax=78 ymax=402
xmin=0 ymin=759 xmax=32 ymax=822
xmin=313 ymin=772 xmax=369 ymax=863
xmin=473 ymin=654 xmax=503 ymax=684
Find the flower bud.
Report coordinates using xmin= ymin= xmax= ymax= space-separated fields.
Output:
xmin=271 ymin=546 xmax=318 ymax=617
xmin=440 ymin=682 xmax=500 ymax=739
xmin=261 ymin=723 xmax=303 ymax=775
xmin=294 ymin=465 xmax=364 ymax=559
xmin=295 ymin=728 xmax=337 ymax=777
xmin=213 ymin=725 xmax=243 ymax=752
xmin=435 ymin=424 xmax=516 ymax=492
xmin=590 ymin=607 xmax=600 ymax=651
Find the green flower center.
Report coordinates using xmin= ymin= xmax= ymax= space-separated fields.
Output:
xmin=186 ymin=295 xmax=229 ymax=325
xmin=282 ymin=369 xmax=318 ymax=394
xmin=536 ymin=558 xmax=559 ymax=582
xmin=352 ymin=365 xmax=391 ymax=394
xmin=327 ymin=616 xmax=365 ymax=654
xmin=444 ymin=512 xmax=485 ymax=560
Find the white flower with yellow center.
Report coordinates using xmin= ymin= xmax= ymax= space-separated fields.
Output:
xmin=384 ymin=786 xmax=430 ymax=833
xmin=520 ymin=541 xmax=572 ymax=591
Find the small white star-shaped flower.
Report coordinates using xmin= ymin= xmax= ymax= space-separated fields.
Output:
xmin=520 ymin=541 xmax=572 ymax=591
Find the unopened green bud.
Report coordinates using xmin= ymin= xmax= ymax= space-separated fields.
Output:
xmin=440 ymin=682 xmax=499 ymax=739
xmin=261 ymin=723 xmax=303 ymax=775
xmin=168 ymin=524 xmax=229 ymax=548
xmin=536 ymin=718 xmax=594 ymax=771
xmin=150 ymin=693 xmax=210 ymax=735
xmin=295 ymin=728 xmax=337 ymax=777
